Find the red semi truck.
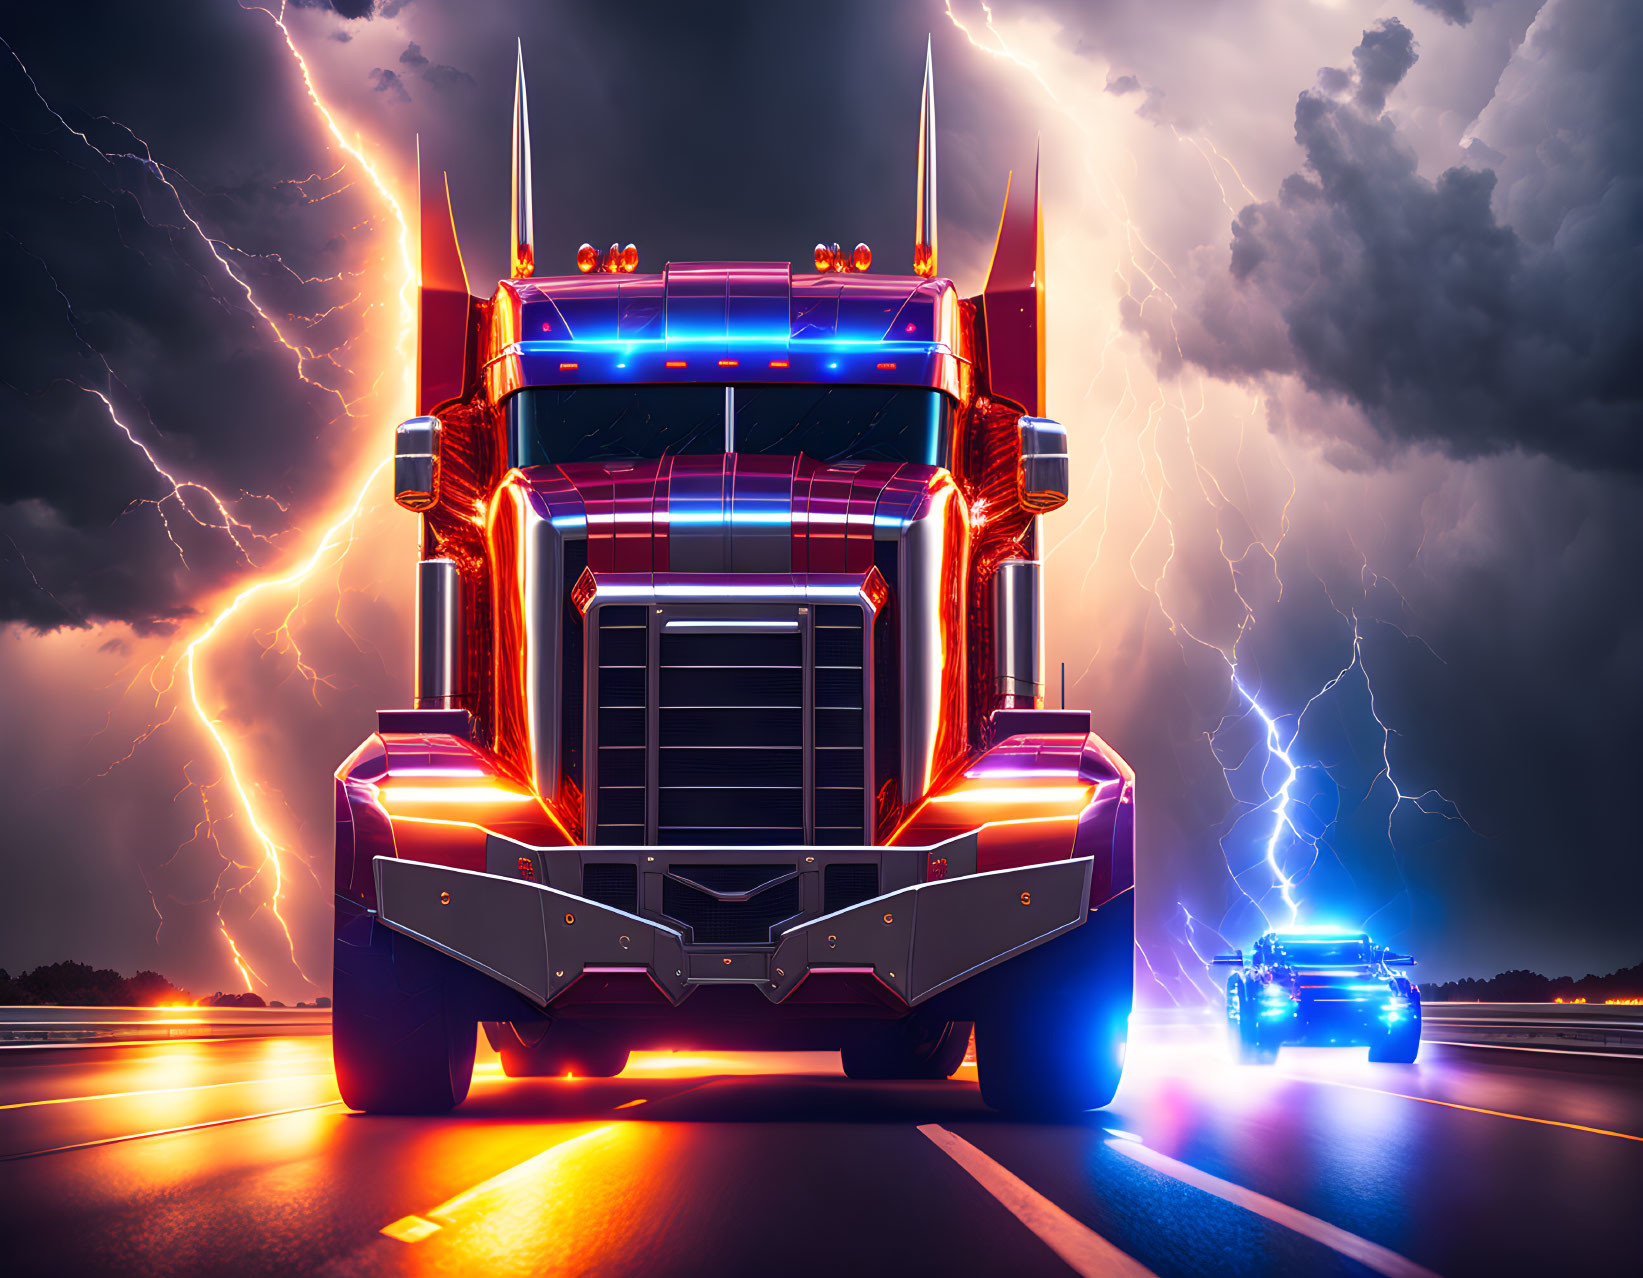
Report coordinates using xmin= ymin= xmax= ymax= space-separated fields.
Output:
xmin=332 ymin=47 xmax=1134 ymax=1116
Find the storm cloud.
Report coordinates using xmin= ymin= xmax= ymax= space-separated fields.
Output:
xmin=1165 ymin=4 xmax=1643 ymax=473
xmin=0 ymin=0 xmax=1639 ymax=998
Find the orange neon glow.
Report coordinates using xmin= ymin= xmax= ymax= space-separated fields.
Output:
xmin=559 ymin=362 xmax=579 ymax=370
xmin=929 ymin=785 xmax=1092 ymax=806
xmin=718 ymin=359 xmax=739 ymax=367
xmin=376 ymin=785 xmax=538 ymax=806
xmin=665 ymin=360 xmax=687 ymax=369
xmin=876 ymin=362 xmax=897 ymax=370
xmin=769 ymin=359 xmax=790 ymax=368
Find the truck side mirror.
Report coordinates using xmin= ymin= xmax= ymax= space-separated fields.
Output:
xmin=1017 ymin=416 xmax=1069 ymax=512
xmin=1210 ymin=951 xmax=1243 ymax=966
xmin=394 ymin=416 xmax=442 ymax=512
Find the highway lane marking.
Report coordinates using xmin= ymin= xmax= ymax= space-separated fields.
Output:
xmin=0 ymin=1072 xmax=335 ymax=1111
xmin=1424 ymin=1039 xmax=1643 ymax=1061
xmin=1276 ymin=1073 xmax=1643 ymax=1142
xmin=0 ymin=1099 xmax=344 ymax=1161
xmin=378 ymin=1081 xmax=721 ymax=1244
xmin=918 ymin=1124 xmax=1159 ymax=1278
xmin=380 ymin=1123 xmax=622 ymax=1243
xmin=380 ymin=1215 xmax=441 ymax=1243
xmin=1104 ymin=1139 xmax=1440 ymax=1278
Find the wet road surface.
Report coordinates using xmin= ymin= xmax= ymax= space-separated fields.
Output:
xmin=1 ymin=1030 xmax=1637 ymax=1276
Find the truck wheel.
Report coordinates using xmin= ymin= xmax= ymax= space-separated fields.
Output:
xmin=333 ymin=916 xmax=476 ymax=1114
xmin=1229 ymin=981 xmax=1278 ymax=1065
xmin=491 ymin=1021 xmax=629 ymax=1078
xmin=841 ymin=1019 xmax=972 ymax=1080
xmin=976 ymin=1001 xmax=1126 ymax=1116
xmin=1368 ymin=1010 xmax=1421 ymax=1063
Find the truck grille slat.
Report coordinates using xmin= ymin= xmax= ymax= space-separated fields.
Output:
xmin=594 ymin=606 xmax=650 ymax=845
xmin=587 ymin=594 xmax=871 ymax=846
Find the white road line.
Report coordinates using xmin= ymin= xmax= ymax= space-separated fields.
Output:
xmin=1424 ymin=1039 xmax=1643 ymax=1061
xmin=0 ymin=1072 xmax=335 ymax=1111
xmin=1105 ymin=1139 xmax=1441 ymax=1278
xmin=918 ymin=1124 xmax=1158 ymax=1278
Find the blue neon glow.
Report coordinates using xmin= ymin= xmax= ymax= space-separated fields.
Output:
xmin=515 ymin=336 xmax=950 ymax=353
xmin=666 ymin=509 xmax=791 ymax=526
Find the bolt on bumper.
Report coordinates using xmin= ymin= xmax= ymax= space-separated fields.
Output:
xmin=372 ymin=850 xmax=1093 ymax=1009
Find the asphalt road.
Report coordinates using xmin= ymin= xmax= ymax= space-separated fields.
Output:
xmin=0 ymin=1028 xmax=1637 ymax=1277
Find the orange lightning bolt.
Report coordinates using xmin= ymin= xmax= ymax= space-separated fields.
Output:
xmin=150 ymin=2 xmax=416 ymax=990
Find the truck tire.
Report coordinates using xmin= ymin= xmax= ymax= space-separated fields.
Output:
xmin=490 ymin=1021 xmax=630 ymax=1078
xmin=976 ymin=995 xmax=1126 ymax=1115
xmin=841 ymin=1019 xmax=972 ymax=1080
xmin=333 ymin=915 xmax=476 ymax=1114
xmin=1367 ymin=1001 xmax=1421 ymax=1063
xmin=1228 ymin=980 xmax=1279 ymax=1065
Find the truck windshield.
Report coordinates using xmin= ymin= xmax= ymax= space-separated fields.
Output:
xmin=507 ymin=385 xmax=951 ymax=469
xmin=1276 ymin=939 xmax=1372 ymax=966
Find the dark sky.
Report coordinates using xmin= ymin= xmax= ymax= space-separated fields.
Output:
xmin=0 ymin=0 xmax=1637 ymax=1000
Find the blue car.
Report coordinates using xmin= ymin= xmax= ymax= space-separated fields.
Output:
xmin=1211 ymin=930 xmax=1421 ymax=1064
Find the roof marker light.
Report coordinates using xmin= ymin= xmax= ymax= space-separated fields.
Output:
xmin=559 ymin=362 xmax=578 ymax=371
xmin=665 ymin=360 xmax=686 ymax=369
xmin=576 ymin=243 xmax=597 ymax=273
xmin=718 ymin=359 xmax=739 ymax=368
xmin=876 ymin=362 xmax=897 ymax=370
xmin=769 ymin=359 xmax=789 ymax=369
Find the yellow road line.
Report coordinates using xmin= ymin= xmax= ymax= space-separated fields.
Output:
xmin=0 ymin=1073 xmax=335 ymax=1111
xmin=380 ymin=1123 xmax=621 ymax=1244
xmin=1 ymin=1099 xmax=344 ymax=1161
xmin=1280 ymin=1073 xmax=1643 ymax=1142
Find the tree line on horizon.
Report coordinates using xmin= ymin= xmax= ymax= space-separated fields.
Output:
xmin=0 ymin=961 xmax=327 ymax=1008
xmin=1419 ymin=960 xmax=1643 ymax=1003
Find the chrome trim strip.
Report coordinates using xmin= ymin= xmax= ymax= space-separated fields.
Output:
xmin=521 ymin=497 xmax=568 ymax=802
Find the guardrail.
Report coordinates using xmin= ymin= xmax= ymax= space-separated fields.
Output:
xmin=1421 ymin=1002 xmax=1643 ymax=1054
xmin=0 ymin=1005 xmax=331 ymax=1045
xmin=1135 ymin=1001 xmax=1643 ymax=1055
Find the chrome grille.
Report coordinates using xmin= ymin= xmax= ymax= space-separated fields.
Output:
xmin=659 ymin=623 xmax=804 ymax=844
xmin=585 ymin=594 xmax=872 ymax=846
xmin=593 ymin=605 xmax=648 ymax=844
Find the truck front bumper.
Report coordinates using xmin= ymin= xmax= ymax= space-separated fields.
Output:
xmin=372 ymin=839 xmax=1093 ymax=1010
